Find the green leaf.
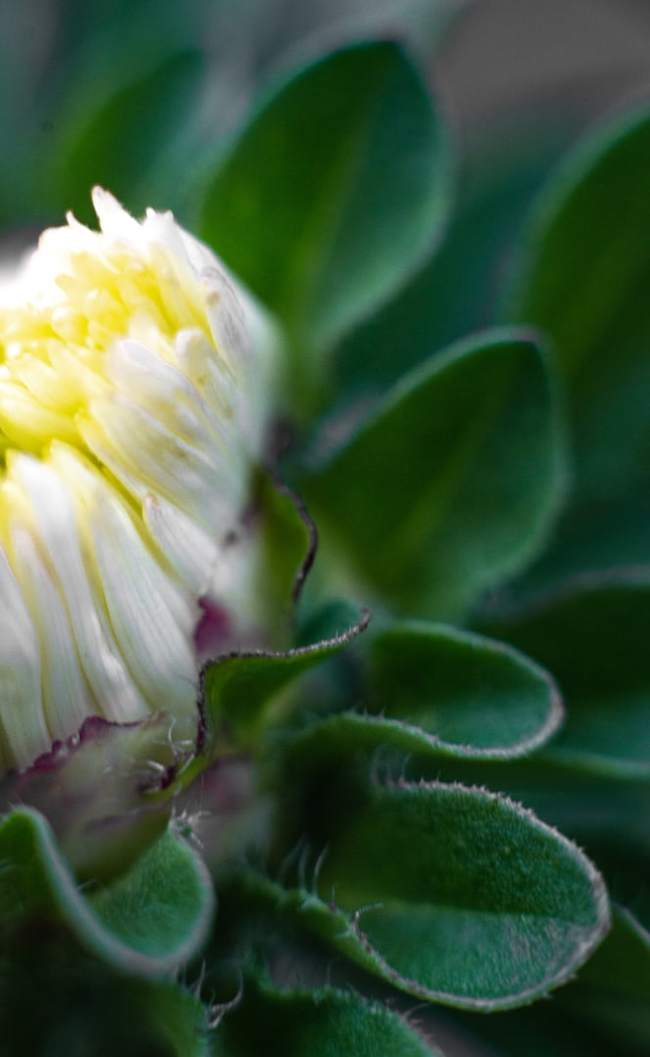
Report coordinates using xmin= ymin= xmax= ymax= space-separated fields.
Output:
xmin=301 ymin=330 xmax=566 ymax=619
xmin=507 ymin=103 xmax=650 ymax=582
xmin=0 ymin=807 xmax=214 ymax=977
xmin=41 ymin=47 xmax=204 ymax=222
xmin=200 ymin=610 xmax=369 ymax=750
xmin=286 ymin=621 xmax=562 ymax=762
xmin=484 ymin=573 xmax=650 ymax=779
xmin=200 ymin=40 xmax=450 ymax=401
xmin=214 ymin=980 xmax=440 ymax=1057
xmin=234 ymin=779 xmax=608 ymax=1010
xmin=561 ymin=906 xmax=650 ymax=1049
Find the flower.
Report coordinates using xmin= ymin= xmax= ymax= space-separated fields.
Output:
xmin=0 ymin=188 xmax=277 ymax=771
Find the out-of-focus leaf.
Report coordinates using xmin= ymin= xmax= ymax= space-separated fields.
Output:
xmin=214 ymin=979 xmax=441 ymax=1057
xmin=0 ymin=807 xmax=214 ymax=978
xmin=0 ymin=934 xmax=210 ymax=1057
xmin=233 ymin=778 xmax=608 ymax=1010
xmin=301 ymin=330 xmax=565 ymax=619
xmin=41 ymin=48 xmax=204 ymax=222
xmin=200 ymin=40 xmax=450 ymax=403
xmin=507 ymin=103 xmax=650 ymax=584
xmin=335 ymin=121 xmax=577 ymax=398
xmin=560 ymin=906 xmax=650 ymax=1051
xmin=484 ymin=574 xmax=650 ymax=779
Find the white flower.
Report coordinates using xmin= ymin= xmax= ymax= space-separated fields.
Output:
xmin=0 ymin=188 xmax=278 ymax=770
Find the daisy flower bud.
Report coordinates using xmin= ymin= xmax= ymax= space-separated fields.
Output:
xmin=0 ymin=188 xmax=277 ymax=771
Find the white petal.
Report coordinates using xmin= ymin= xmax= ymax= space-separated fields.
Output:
xmin=9 ymin=523 xmax=91 ymax=742
xmin=0 ymin=546 xmax=49 ymax=768
xmin=143 ymin=492 xmax=220 ymax=596
xmin=88 ymin=487 xmax=199 ymax=734
xmin=9 ymin=454 xmax=149 ymax=724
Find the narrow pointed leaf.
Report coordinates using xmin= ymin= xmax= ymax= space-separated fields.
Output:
xmin=302 ymin=330 xmax=566 ymax=618
xmin=0 ymin=807 xmax=214 ymax=977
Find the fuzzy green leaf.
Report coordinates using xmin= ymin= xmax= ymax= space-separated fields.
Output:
xmin=200 ymin=40 xmax=450 ymax=398
xmin=235 ymin=780 xmax=608 ymax=1010
xmin=508 ymin=103 xmax=650 ymax=582
xmin=484 ymin=574 xmax=650 ymax=779
xmin=301 ymin=330 xmax=565 ymax=618
xmin=214 ymin=980 xmax=440 ymax=1057
xmin=0 ymin=807 xmax=214 ymax=977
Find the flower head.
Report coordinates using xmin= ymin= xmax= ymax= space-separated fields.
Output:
xmin=0 ymin=189 xmax=276 ymax=771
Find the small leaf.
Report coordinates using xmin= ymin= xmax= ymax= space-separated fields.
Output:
xmin=200 ymin=40 xmax=450 ymax=400
xmin=301 ymin=330 xmax=566 ymax=618
xmin=0 ymin=807 xmax=214 ymax=977
xmin=233 ymin=779 xmax=608 ymax=1010
xmin=214 ymin=979 xmax=440 ymax=1057
xmin=484 ymin=573 xmax=650 ymax=779
xmin=200 ymin=610 xmax=369 ymax=750
xmin=507 ymin=103 xmax=650 ymax=581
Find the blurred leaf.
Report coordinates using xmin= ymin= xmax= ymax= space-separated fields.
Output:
xmin=200 ymin=609 xmax=369 ymax=750
xmin=335 ymin=121 xmax=577 ymax=398
xmin=0 ymin=807 xmax=214 ymax=977
xmin=507 ymin=102 xmax=650 ymax=584
xmin=484 ymin=573 xmax=650 ymax=779
xmin=41 ymin=48 xmax=204 ymax=222
xmin=301 ymin=330 xmax=566 ymax=618
xmin=560 ymin=906 xmax=650 ymax=1051
xmin=214 ymin=979 xmax=440 ymax=1057
xmin=200 ymin=40 xmax=450 ymax=403
xmin=234 ymin=778 xmax=608 ymax=1010
xmin=0 ymin=935 xmax=210 ymax=1057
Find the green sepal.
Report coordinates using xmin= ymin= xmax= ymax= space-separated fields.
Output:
xmin=0 ymin=807 xmax=214 ymax=978
xmin=483 ymin=572 xmax=650 ymax=779
xmin=213 ymin=978 xmax=441 ymax=1057
xmin=200 ymin=40 xmax=450 ymax=406
xmin=301 ymin=329 xmax=566 ymax=619
xmin=229 ymin=778 xmax=608 ymax=1010
xmin=507 ymin=102 xmax=650 ymax=583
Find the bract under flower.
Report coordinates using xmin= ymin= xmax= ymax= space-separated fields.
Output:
xmin=0 ymin=188 xmax=277 ymax=770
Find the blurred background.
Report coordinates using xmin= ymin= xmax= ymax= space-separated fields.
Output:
xmin=1 ymin=0 xmax=650 ymax=357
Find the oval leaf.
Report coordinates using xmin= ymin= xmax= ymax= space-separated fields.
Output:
xmin=507 ymin=103 xmax=650 ymax=581
xmin=200 ymin=40 xmax=450 ymax=392
xmin=235 ymin=780 xmax=608 ymax=1010
xmin=215 ymin=980 xmax=441 ymax=1057
xmin=485 ymin=573 xmax=650 ymax=779
xmin=0 ymin=807 xmax=214 ymax=977
xmin=301 ymin=330 xmax=566 ymax=618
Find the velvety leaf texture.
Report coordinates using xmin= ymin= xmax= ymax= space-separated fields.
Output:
xmin=0 ymin=808 xmax=214 ymax=977
xmin=214 ymin=981 xmax=440 ymax=1057
xmin=301 ymin=330 xmax=566 ymax=618
xmin=236 ymin=779 xmax=608 ymax=1010
xmin=200 ymin=40 xmax=450 ymax=392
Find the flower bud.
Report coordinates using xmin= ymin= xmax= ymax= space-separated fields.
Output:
xmin=0 ymin=189 xmax=277 ymax=771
